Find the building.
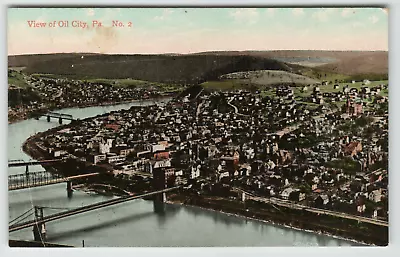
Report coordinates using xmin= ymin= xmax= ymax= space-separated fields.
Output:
xmin=343 ymin=141 xmax=362 ymax=157
xmin=369 ymin=189 xmax=382 ymax=203
xmin=343 ymin=98 xmax=363 ymax=116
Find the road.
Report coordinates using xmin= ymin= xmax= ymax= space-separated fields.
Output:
xmin=235 ymin=188 xmax=388 ymax=227
xmin=227 ymin=97 xmax=249 ymax=117
xmin=196 ymin=102 xmax=203 ymax=119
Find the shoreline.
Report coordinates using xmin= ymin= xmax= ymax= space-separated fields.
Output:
xmin=164 ymin=198 xmax=369 ymax=246
xmin=8 ymin=95 xmax=173 ymax=125
xmin=15 ymin=102 xmax=386 ymax=247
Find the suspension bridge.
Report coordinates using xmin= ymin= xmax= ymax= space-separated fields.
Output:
xmin=9 ymin=186 xmax=180 ymax=241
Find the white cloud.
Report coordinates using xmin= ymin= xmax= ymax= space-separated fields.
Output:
xmin=265 ymin=8 xmax=275 ymax=17
xmin=369 ymin=15 xmax=379 ymax=24
xmin=292 ymin=8 xmax=304 ymax=16
xmin=312 ymin=8 xmax=335 ymax=22
xmin=87 ymin=8 xmax=95 ymax=16
xmin=230 ymin=8 xmax=259 ymax=24
xmin=154 ymin=8 xmax=174 ymax=21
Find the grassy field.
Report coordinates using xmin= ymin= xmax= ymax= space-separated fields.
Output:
xmin=220 ymin=70 xmax=320 ymax=86
xmin=202 ymin=69 xmax=321 ymax=91
xmin=201 ymin=80 xmax=247 ymax=91
xmin=300 ymin=69 xmax=351 ymax=82
xmin=8 ymin=69 xmax=30 ymax=88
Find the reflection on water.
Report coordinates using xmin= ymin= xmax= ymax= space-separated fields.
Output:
xmin=8 ymin=100 xmax=362 ymax=247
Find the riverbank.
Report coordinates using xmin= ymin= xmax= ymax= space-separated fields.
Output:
xmin=166 ymin=193 xmax=386 ymax=246
xmin=8 ymin=95 xmax=173 ymax=125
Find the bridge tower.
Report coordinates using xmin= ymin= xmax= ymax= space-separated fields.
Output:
xmin=47 ymin=115 xmax=51 ymax=122
xmin=152 ymin=167 xmax=167 ymax=213
xmin=59 ymin=117 xmax=63 ymax=124
xmin=66 ymin=180 xmax=73 ymax=198
xmin=32 ymin=206 xmax=47 ymax=242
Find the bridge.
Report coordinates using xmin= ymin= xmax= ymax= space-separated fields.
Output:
xmin=235 ymin=188 xmax=388 ymax=227
xmin=9 ymin=186 xmax=180 ymax=241
xmin=8 ymin=170 xmax=102 ymax=193
xmin=8 ymin=159 xmax=65 ymax=168
xmin=35 ymin=112 xmax=75 ymax=124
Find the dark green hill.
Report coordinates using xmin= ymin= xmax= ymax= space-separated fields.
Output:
xmin=9 ymin=54 xmax=302 ymax=84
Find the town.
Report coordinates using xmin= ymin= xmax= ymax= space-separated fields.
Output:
xmin=8 ymin=69 xmax=175 ymax=123
xmin=32 ymin=79 xmax=389 ymax=222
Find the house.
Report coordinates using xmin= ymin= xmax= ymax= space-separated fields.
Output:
xmin=105 ymin=123 xmax=120 ymax=132
xmin=315 ymin=194 xmax=330 ymax=207
xmin=288 ymin=190 xmax=306 ymax=202
xmin=91 ymin=154 xmax=106 ymax=164
xmin=154 ymin=150 xmax=170 ymax=160
xmin=281 ymin=187 xmax=295 ymax=200
xmin=369 ymin=189 xmax=382 ymax=202
xmin=99 ymin=142 xmax=111 ymax=154
xmin=107 ymin=154 xmax=126 ymax=164
xmin=190 ymin=164 xmax=201 ymax=179
xmin=343 ymin=141 xmax=362 ymax=157
xmin=343 ymin=98 xmax=363 ymax=116
xmin=148 ymin=143 xmax=166 ymax=153
xmin=311 ymin=183 xmax=318 ymax=191
xmin=219 ymin=171 xmax=230 ymax=181
xmin=357 ymin=204 xmax=366 ymax=213
xmin=362 ymin=87 xmax=371 ymax=94
xmin=363 ymin=79 xmax=371 ymax=85
xmin=119 ymin=147 xmax=135 ymax=156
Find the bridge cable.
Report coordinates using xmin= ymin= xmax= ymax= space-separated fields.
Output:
xmin=9 ymin=208 xmax=34 ymax=226
xmin=41 ymin=206 xmax=76 ymax=211
xmin=10 ymin=213 xmax=34 ymax=227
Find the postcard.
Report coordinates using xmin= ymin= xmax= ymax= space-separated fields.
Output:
xmin=7 ymin=7 xmax=388 ymax=247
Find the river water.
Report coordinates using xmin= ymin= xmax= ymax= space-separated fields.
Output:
xmin=8 ymin=99 xmax=361 ymax=247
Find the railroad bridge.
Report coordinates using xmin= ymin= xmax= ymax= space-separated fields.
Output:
xmin=34 ymin=112 xmax=76 ymax=124
xmin=8 ymin=159 xmax=66 ymax=174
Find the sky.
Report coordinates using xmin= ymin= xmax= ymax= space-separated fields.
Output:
xmin=7 ymin=7 xmax=389 ymax=55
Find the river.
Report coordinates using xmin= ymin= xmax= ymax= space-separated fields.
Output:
xmin=8 ymin=99 xmax=361 ymax=247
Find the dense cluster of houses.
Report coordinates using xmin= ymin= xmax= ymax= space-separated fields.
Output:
xmin=36 ymin=84 xmax=389 ymax=221
xmin=300 ymin=82 xmax=388 ymax=113
xmin=8 ymin=73 xmax=170 ymax=122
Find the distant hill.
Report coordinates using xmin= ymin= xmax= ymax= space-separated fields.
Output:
xmin=316 ymin=52 xmax=388 ymax=75
xmin=9 ymin=54 xmax=303 ymax=84
xmin=8 ymin=53 xmax=97 ymax=68
xmin=192 ymin=50 xmax=388 ymax=74
xmin=8 ymin=50 xmax=388 ymax=84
